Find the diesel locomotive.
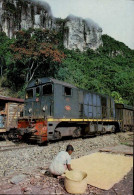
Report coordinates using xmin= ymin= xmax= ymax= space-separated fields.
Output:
xmin=17 ymin=77 xmax=134 ymax=144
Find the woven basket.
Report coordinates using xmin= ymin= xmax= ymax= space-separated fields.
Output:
xmin=64 ymin=170 xmax=87 ymax=194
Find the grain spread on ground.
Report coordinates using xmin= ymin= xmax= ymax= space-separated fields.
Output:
xmin=69 ymin=152 xmax=133 ymax=190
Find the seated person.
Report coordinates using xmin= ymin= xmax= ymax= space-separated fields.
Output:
xmin=49 ymin=144 xmax=74 ymax=176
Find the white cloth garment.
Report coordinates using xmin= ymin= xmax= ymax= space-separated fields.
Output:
xmin=49 ymin=151 xmax=71 ymax=175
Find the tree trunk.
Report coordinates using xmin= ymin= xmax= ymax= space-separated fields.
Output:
xmin=29 ymin=63 xmax=40 ymax=82
xmin=0 ymin=65 xmax=2 ymax=76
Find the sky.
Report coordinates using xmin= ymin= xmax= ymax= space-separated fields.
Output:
xmin=39 ymin=0 xmax=134 ymax=49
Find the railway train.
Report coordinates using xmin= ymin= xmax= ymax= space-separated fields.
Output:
xmin=15 ymin=77 xmax=134 ymax=144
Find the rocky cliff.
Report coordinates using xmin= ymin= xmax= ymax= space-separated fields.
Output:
xmin=63 ymin=15 xmax=103 ymax=51
xmin=0 ymin=0 xmax=103 ymax=51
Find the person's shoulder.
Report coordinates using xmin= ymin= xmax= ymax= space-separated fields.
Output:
xmin=61 ymin=151 xmax=68 ymax=155
xmin=58 ymin=151 xmax=70 ymax=157
xmin=65 ymin=151 xmax=71 ymax=158
xmin=58 ymin=151 xmax=65 ymax=155
xmin=59 ymin=151 xmax=65 ymax=154
xmin=60 ymin=151 xmax=69 ymax=156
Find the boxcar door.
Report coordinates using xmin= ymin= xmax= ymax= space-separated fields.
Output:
xmin=101 ymin=97 xmax=107 ymax=118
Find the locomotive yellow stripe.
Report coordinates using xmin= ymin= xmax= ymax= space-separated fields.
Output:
xmin=47 ymin=118 xmax=119 ymax=122
xmin=0 ymin=128 xmax=6 ymax=133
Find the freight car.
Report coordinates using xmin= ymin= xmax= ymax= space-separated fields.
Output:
xmin=115 ymin=103 xmax=134 ymax=131
xmin=16 ymin=77 xmax=134 ymax=144
xmin=0 ymin=96 xmax=24 ymax=139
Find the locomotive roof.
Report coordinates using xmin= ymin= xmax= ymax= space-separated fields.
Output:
xmin=27 ymin=77 xmax=113 ymax=99
xmin=115 ymin=103 xmax=134 ymax=111
xmin=27 ymin=77 xmax=77 ymax=89
xmin=50 ymin=78 xmax=77 ymax=88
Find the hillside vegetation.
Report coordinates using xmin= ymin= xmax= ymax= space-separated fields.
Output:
xmin=0 ymin=29 xmax=134 ymax=106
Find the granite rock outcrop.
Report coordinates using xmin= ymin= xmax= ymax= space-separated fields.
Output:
xmin=0 ymin=0 xmax=103 ymax=51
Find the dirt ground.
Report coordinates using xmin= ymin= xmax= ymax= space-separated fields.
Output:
xmin=0 ymin=168 xmax=133 ymax=195
xmin=0 ymin=132 xmax=133 ymax=195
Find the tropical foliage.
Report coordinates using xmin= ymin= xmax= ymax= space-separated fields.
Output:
xmin=0 ymin=30 xmax=65 ymax=90
xmin=56 ymin=38 xmax=134 ymax=105
xmin=0 ymin=30 xmax=134 ymax=106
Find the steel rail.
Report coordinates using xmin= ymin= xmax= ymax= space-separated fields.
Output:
xmin=0 ymin=145 xmax=37 ymax=152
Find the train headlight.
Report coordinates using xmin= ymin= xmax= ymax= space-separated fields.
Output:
xmin=28 ymin=108 xmax=32 ymax=113
xmin=43 ymin=106 xmax=47 ymax=112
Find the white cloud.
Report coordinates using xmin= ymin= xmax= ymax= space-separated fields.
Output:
xmin=39 ymin=0 xmax=134 ymax=49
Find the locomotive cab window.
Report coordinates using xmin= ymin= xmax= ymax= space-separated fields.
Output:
xmin=26 ymin=89 xmax=33 ymax=99
xmin=64 ymin=87 xmax=72 ymax=96
xmin=43 ymin=84 xmax=53 ymax=95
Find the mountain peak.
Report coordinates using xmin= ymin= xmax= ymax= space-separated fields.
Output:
xmin=0 ymin=0 xmax=103 ymax=51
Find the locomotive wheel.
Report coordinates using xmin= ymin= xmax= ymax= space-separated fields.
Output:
xmin=7 ymin=129 xmax=19 ymax=141
xmin=72 ymin=128 xmax=81 ymax=138
xmin=54 ymin=131 xmax=62 ymax=140
xmin=3 ymin=134 xmax=8 ymax=140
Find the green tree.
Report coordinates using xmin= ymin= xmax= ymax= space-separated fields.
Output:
xmin=0 ymin=30 xmax=134 ymax=106
xmin=111 ymin=91 xmax=124 ymax=104
xmin=8 ymin=29 xmax=65 ymax=89
xmin=56 ymin=35 xmax=134 ymax=106
xmin=0 ymin=32 xmax=14 ymax=76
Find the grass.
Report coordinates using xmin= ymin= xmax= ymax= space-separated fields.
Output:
xmin=120 ymin=142 xmax=133 ymax=147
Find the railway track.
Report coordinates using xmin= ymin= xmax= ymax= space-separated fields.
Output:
xmin=0 ymin=132 xmax=132 ymax=152
xmin=0 ymin=144 xmax=37 ymax=152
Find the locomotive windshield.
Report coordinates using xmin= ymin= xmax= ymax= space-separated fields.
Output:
xmin=25 ymin=89 xmax=33 ymax=99
xmin=43 ymin=84 xmax=53 ymax=95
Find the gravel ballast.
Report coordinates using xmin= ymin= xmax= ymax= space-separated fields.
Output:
xmin=0 ymin=133 xmax=121 ymax=177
